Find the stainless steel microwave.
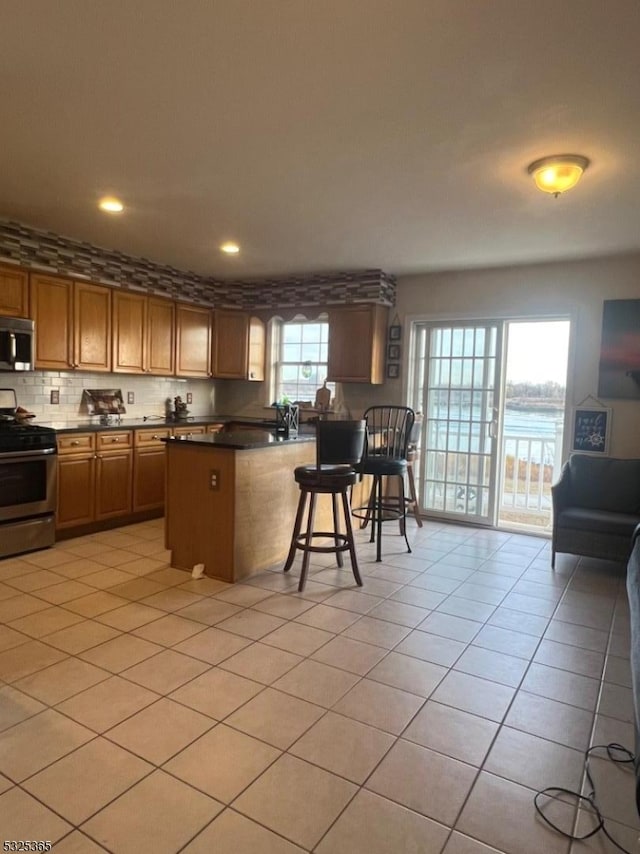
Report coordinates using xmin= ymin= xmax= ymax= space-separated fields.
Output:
xmin=0 ymin=316 xmax=34 ymax=371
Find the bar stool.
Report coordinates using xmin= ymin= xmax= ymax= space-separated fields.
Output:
xmin=405 ymin=413 xmax=423 ymax=529
xmin=283 ymin=420 xmax=366 ymax=592
xmin=355 ymin=406 xmax=415 ymax=562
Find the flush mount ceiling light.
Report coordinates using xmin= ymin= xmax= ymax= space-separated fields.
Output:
xmin=220 ymin=241 xmax=240 ymax=255
xmin=98 ymin=196 xmax=124 ymax=213
xmin=527 ymin=155 xmax=590 ymax=197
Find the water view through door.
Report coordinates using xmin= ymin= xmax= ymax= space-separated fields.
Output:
xmin=411 ymin=322 xmax=502 ymax=526
xmin=410 ymin=318 xmax=570 ymax=532
xmin=498 ymin=320 xmax=570 ymax=532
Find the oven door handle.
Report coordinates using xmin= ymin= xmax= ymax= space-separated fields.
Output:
xmin=0 ymin=448 xmax=57 ymax=460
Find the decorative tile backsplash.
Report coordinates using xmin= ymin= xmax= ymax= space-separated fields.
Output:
xmin=0 ymin=219 xmax=395 ymax=309
xmin=10 ymin=370 xmax=215 ymax=423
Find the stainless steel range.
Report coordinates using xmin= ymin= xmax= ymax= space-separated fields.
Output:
xmin=0 ymin=389 xmax=57 ymax=559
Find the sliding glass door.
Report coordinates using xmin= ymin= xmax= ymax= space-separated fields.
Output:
xmin=411 ymin=322 xmax=502 ymax=525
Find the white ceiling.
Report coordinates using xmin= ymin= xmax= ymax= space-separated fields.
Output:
xmin=1 ymin=0 xmax=639 ymax=279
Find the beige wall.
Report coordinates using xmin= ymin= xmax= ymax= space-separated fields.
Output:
xmin=211 ymin=251 xmax=640 ymax=458
xmin=396 ymin=252 xmax=640 ymax=458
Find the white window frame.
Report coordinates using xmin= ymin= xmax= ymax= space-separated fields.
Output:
xmin=269 ymin=315 xmax=334 ymax=404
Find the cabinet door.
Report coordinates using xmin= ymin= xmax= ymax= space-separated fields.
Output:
xmin=133 ymin=448 xmax=166 ymax=511
xmin=30 ymin=274 xmax=73 ymax=369
xmin=175 ymin=304 xmax=211 ymax=377
xmin=95 ymin=451 xmax=133 ymax=519
xmin=112 ymin=291 xmax=146 ymax=374
xmin=147 ymin=297 xmax=175 ymax=375
xmin=248 ymin=316 xmax=265 ymax=381
xmin=74 ymin=282 xmax=112 ymax=372
xmin=57 ymin=455 xmax=95 ymax=529
xmin=327 ymin=304 xmax=388 ymax=384
xmin=0 ymin=267 xmax=29 ymax=317
xmin=212 ymin=310 xmax=248 ymax=379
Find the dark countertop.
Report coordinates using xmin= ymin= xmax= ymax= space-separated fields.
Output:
xmin=44 ymin=415 xmax=279 ymax=433
xmin=163 ymin=429 xmax=315 ymax=450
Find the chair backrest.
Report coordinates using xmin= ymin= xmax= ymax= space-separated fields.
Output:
xmin=316 ymin=419 xmax=366 ymax=468
xmin=363 ymin=406 xmax=415 ymax=460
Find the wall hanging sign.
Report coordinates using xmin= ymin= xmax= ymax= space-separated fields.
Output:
xmin=387 ymin=343 xmax=401 ymax=362
xmin=571 ymin=397 xmax=611 ymax=455
xmin=388 ymin=317 xmax=402 ymax=341
xmin=386 ymin=363 xmax=400 ymax=379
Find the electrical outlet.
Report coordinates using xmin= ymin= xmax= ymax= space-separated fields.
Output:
xmin=50 ymin=389 xmax=60 ymax=405
xmin=209 ymin=469 xmax=220 ymax=490
xmin=186 ymin=392 xmax=193 ymax=405
xmin=127 ymin=391 xmax=135 ymax=404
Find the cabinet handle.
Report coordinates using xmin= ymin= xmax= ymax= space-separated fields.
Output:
xmin=152 ymin=434 xmax=160 ymax=440
xmin=70 ymin=440 xmax=80 ymax=446
xmin=111 ymin=437 xmax=120 ymax=443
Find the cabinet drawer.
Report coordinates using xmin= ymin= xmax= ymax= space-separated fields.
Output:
xmin=57 ymin=433 xmax=95 ymax=455
xmin=135 ymin=428 xmax=171 ymax=447
xmin=207 ymin=423 xmax=225 ymax=434
xmin=173 ymin=425 xmax=205 ymax=437
xmin=96 ymin=431 xmax=133 ymax=451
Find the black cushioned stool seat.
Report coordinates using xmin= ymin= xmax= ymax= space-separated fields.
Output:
xmin=283 ymin=420 xmax=366 ymax=592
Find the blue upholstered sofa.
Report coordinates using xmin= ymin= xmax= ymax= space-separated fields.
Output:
xmin=551 ymin=454 xmax=640 ymax=567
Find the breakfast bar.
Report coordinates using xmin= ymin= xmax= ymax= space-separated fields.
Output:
xmin=163 ymin=429 xmax=331 ymax=582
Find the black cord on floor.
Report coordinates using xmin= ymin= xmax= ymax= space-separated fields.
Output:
xmin=534 ymin=742 xmax=636 ymax=854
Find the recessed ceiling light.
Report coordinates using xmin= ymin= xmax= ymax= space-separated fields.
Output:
xmin=220 ymin=242 xmax=240 ymax=255
xmin=98 ymin=196 xmax=124 ymax=213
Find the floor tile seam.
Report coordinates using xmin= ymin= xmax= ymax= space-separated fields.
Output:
xmin=0 ymin=649 xmax=73 ymax=686
xmin=99 ymin=710 xmax=219 ymax=770
xmin=158 ymin=730 xmax=284 ymax=806
xmin=232 ymin=769 xmax=360 ymax=854
xmin=50 ymin=678 xmax=164 ymax=737
xmin=311 ymin=782 xmax=452 ymax=854
xmin=5 ymin=727 xmax=105 ymax=788
xmin=9 ymin=662 xmax=114 ymax=709
xmin=173 ymin=806 xmax=305 ymax=854
xmin=14 ymin=741 xmax=160 ymax=833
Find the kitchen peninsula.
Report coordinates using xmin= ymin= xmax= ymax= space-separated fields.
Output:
xmin=163 ymin=429 xmax=331 ymax=582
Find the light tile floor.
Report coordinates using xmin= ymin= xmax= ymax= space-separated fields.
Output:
xmin=1 ymin=517 xmax=639 ymax=853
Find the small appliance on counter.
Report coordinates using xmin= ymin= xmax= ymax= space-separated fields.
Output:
xmin=0 ymin=388 xmax=58 ymax=559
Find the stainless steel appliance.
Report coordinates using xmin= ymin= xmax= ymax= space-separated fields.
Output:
xmin=0 ymin=390 xmax=57 ymax=559
xmin=0 ymin=316 xmax=35 ymax=371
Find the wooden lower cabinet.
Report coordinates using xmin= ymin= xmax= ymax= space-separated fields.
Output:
xmin=57 ymin=431 xmax=138 ymax=531
xmin=133 ymin=428 xmax=171 ymax=512
xmin=57 ymin=452 xmax=95 ymax=529
xmin=95 ymin=450 xmax=133 ymax=520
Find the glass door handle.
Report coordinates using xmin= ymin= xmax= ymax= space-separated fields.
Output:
xmin=488 ymin=409 xmax=499 ymax=439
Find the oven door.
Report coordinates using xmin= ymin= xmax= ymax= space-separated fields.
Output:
xmin=0 ymin=449 xmax=57 ymax=521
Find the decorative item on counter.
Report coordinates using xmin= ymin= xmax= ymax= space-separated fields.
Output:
xmin=83 ymin=389 xmax=126 ymax=416
xmin=173 ymin=396 xmax=190 ymax=419
xmin=314 ymin=380 xmax=331 ymax=411
xmin=15 ymin=406 xmax=35 ymax=421
xmin=274 ymin=403 xmax=299 ymax=438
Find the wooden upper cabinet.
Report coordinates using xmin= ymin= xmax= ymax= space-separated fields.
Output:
xmin=327 ymin=303 xmax=389 ymax=384
xmin=0 ymin=266 xmax=29 ymax=317
xmin=30 ymin=274 xmax=74 ymax=370
xmin=147 ymin=297 xmax=175 ymax=375
xmin=113 ymin=292 xmax=175 ymax=375
xmin=112 ymin=290 xmax=147 ymax=374
xmin=74 ymin=282 xmax=111 ymax=372
xmin=212 ymin=310 xmax=265 ymax=381
xmin=175 ymin=303 xmax=212 ymax=377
